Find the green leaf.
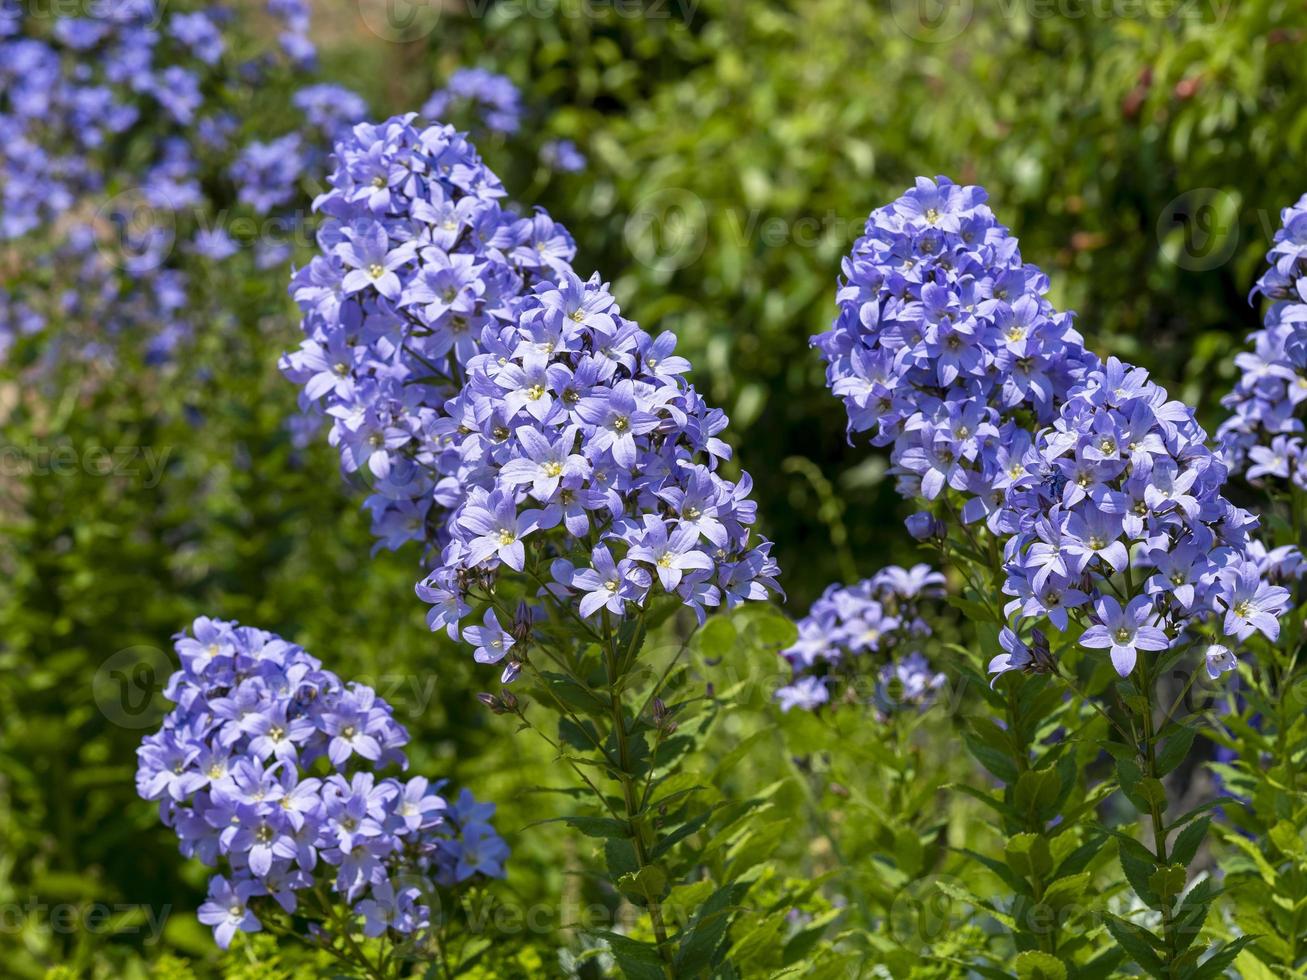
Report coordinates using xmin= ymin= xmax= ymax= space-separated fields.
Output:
xmin=1169 ymin=816 xmax=1210 ymax=868
xmin=618 ymin=865 xmax=668 ymax=904
xmin=1156 ymin=725 xmax=1196 ymax=777
xmin=1269 ymin=820 xmax=1304 ymax=858
xmin=696 ymin=617 xmax=736 ymax=659
xmin=1117 ymin=837 xmax=1162 ymax=908
xmin=1005 ymin=833 xmax=1053 ymax=881
xmin=1147 ymin=864 xmax=1187 ymax=902
xmin=1186 ymin=937 xmax=1259 ymax=980
xmin=1042 ymin=872 xmax=1092 ymax=910
xmin=750 ymin=609 xmax=798 ymax=647
xmin=1103 ymin=915 xmax=1167 ymax=978
xmin=1014 ymin=767 xmax=1062 ymax=820
xmin=559 ymin=715 xmax=601 ymax=752
xmin=597 ymin=931 xmax=668 ymax=980
xmin=563 ymin=815 xmax=629 ymax=839
xmin=966 ymin=732 xmax=1019 ymax=784
xmin=1014 ymin=950 xmax=1067 ymax=980
xmin=674 ymin=881 xmax=750 ymax=976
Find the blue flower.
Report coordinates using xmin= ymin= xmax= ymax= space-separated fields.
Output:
xmin=1079 ymin=595 xmax=1171 ymax=677
xmin=462 ymin=608 xmax=516 ymax=665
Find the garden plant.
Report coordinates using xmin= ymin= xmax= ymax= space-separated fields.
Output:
xmin=7 ymin=2 xmax=1307 ymax=979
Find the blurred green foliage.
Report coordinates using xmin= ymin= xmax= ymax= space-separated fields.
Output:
xmin=6 ymin=0 xmax=1307 ymax=976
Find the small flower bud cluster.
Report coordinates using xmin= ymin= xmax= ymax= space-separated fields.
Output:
xmin=422 ymin=68 xmax=523 ymax=136
xmin=776 ymin=565 xmax=946 ymax=713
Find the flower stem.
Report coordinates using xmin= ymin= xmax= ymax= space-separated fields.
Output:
xmin=1136 ymin=655 xmax=1179 ymax=975
xmin=602 ymin=612 xmax=676 ymax=977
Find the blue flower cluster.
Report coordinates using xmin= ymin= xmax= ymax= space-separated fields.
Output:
xmin=282 ymin=114 xmax=576 ymax=553
xmin=813 ymin=176 xmax=1098 ymax=531
xmin=1218 ymin=194 xmax=1307 ymax=487
xmin=136 ymin=617 xmax=506 ymax=949
xmin=422 ymin=68 xmax=523 ymax=136
xmin=419 ymin=269 xmax=781 ymax=670
xmin=776 ymin=565 xmax=946 ymax=713
xmin=996 ymin=357 xmax=1291 ymax=678
xmin=0 ymin=0 xmax=364 ymax=363
xmin=820 ymin=178 xmax=1295 ymax=683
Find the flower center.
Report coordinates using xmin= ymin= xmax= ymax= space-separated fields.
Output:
xmin=368 ymin=263 xmax=384 ymax=279
xmin=341 ymin=725 xmax=356 ymax=740
xmin=605 ymin=578 xmax=620 ymax=593
xmin=526 ymin=384 xmax=545 ymax=401
xmin=925 ymin=208 xmax=940 ymax=225
xmin=333 ymin=362 xmax=349 ymax=376
xmin=1088 ymin=535 xmax=1106 ymax=550
xmin=542 ymin=461 xmax=562 ymax=477
xmin=1170 ymin=571 xmax=1185 ymax=586
xmin=1234 ymin=600 xmax=1252 ymax=618
xmin=1114 ymin=627 xmax=1132 ymax=643
xmin=371 ymin=176 xmax=385 ymax=188
xmin=498 ymin=529 xmax=516 ymax=545
xmin=1098 ymin=438 xmax=1115 ymax=454
xmin=612 ymin=416 xmax=629 ymax=432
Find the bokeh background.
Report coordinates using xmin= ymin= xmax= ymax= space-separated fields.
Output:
xmin=4 ymin=0 xmax=1307 ymax=975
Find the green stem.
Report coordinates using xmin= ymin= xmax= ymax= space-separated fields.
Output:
xmin=602 ymin=611 xmax=676 ymax=977
xmin=1136 ymin=656 xmax=1178 ymax=975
